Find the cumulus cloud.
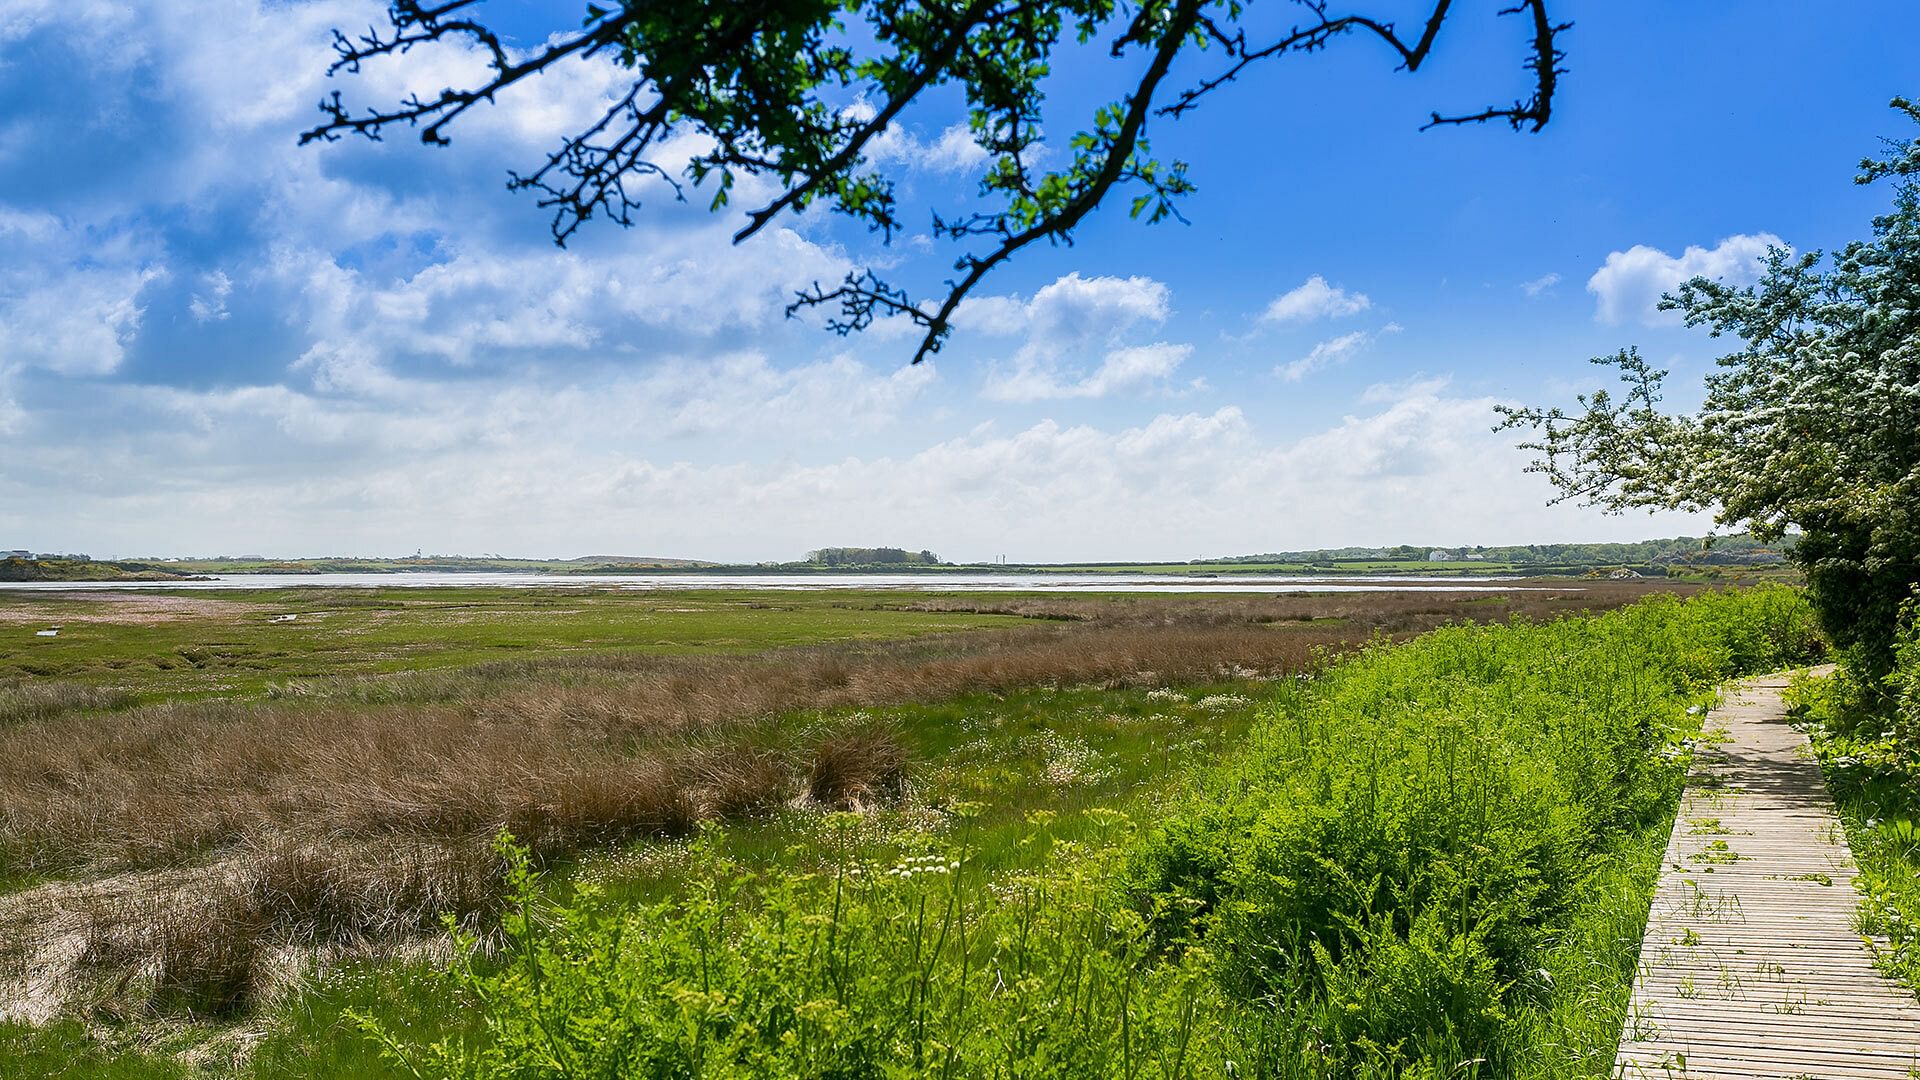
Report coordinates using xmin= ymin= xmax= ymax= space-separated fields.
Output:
xmin=1275 ymin=323 xmax=1400 ymax=382
xmin=863 ymin=115 xmax=989 ymax=173
xmin=0 ymin=210 xmax=166 ymax=377
xmin=962 ymin=273 xmax=1170 ymax=343
xmin=967 ymin=273 xmax=1188 ymax=400
xmin=3 ymin=378 xmax=1713 ymax=560
xmin=1587 ymin=233 xmax=1784 ymax=325
xmin=985 ymin=342 xmax=1192 ymax=400
xmin=1261 ymin=275 xmax=1371 ymax=323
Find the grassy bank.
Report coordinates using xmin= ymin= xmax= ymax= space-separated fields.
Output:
xmin=343 ymin=587 xmax=1818 ymax=1080
xmin=1792 ymin=611 xmax=1920 ymax=994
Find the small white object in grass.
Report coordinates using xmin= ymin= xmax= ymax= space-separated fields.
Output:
xmin=270 ymin=614 xmax=299 ymax=623
xmin=34 ymin=629 xmax=57 ymax=637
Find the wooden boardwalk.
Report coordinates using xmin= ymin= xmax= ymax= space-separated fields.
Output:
xmin=1616 ymin=671 xmax=1920 ymax=1079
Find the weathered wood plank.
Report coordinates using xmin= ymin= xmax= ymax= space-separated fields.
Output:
xmin=1613 ymin=671 xmax=1920 ymax=1079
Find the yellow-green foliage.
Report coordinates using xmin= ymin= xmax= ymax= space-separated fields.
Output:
xmin=367 ymin=587 xmax=1820 ymax=1080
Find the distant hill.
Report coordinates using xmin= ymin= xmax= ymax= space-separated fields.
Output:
xmin=1203 ymin=534 xmax=1791 ymax=571
xmin=0 ymin=556 xmax=202 ymax=582
xmin=2 ymin=536 xmax=1793 ymax=582
xmin=957 ymin=534 xmax=1795 ymax=579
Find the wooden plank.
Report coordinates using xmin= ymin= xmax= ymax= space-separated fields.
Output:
xmin=1614 ymin=670 xmax=1920 ymax=1079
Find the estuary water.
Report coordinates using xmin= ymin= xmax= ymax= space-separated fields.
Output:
xmin=0 ymin=572 xmax=1551 ymax=594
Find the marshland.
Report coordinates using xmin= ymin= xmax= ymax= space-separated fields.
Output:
xmin=0 ymin=580 xmax=1832 ymax=1077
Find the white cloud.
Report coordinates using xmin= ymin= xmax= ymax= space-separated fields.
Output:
xmin=1360 ymin=374 xmax=1451 ymax=404
xmin=1587 ymin=233 xmax=1784 ymax=325
xmin=1275 ymin=323 xmax=1399 ymax=382
xmin=962 ymin=272 xmax=1170 ymax=343
xmin=1261 ymin=275 xmax=1371 ymax=323
xmin=985 ymin=342 xmax=1191 ymax=400
xmin=1520 ymin=272 xmax=1560 ymax=297
xmin=0 ymin=209 xmax=166 ymax=377
xmin=2 ymin=383 xmax=1714 ymax=561
xmin=864 ymin=116 xmax=988 ymax=173
xmin=0 ymin=0 xmax=1728 ymax=562
xmin=967 ymin=273 xmax=1185 ymax=401
xmin=189 ymin=270 xmax=233 ymax=322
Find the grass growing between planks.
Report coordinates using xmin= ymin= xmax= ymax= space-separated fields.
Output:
xmin=350 ymin=587 xmax=1820 ymax=1080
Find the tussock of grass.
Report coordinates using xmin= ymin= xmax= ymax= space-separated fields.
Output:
xmin=805 ymin=716 xmax=909 ymax=810
xmin=0 ymin=681 xmax=133 ymax=725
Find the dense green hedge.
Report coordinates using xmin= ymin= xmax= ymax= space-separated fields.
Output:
xmin=370 ymin=587 xmax=1822 ymax=1079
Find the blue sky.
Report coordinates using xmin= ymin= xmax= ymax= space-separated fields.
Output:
xmin=2 ymin=0 xmax=1914 ymax=561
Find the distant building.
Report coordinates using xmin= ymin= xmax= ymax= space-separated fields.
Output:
xmin=1 ymin=550 xmax=27 ymax=558
xmin=1429 ymin=549 xmax=1451 ymax=561
xmin=1609 ymin=568 xmax=1643 ymax=579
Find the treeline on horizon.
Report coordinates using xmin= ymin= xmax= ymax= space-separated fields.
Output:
xmin=0 ymin=533 xmax=1790 ymax=581
xmin=1199 ymin=533 xmax=1790 ymax=568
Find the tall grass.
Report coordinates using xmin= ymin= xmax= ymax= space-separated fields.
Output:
xmin=1795 ymin=600 xmax=1920 ymax=993
xmin=365 ymin=587 xmax=1821 ymax=1079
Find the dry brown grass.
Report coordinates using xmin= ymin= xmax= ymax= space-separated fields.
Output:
xmin=0 ymin=582 xmax=1689 ymax=1015
xmin=808 ymin=717 xmax=910 ymax=810
xmin=0 ymin=681 xmax=134 ymax=726
xmin=0 ymin=583 xmax=1683 ymax=878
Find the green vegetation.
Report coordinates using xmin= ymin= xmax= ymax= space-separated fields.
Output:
xmin=805 ymin=547 xmax=943 ymax=567
xmin=351 ymin=588 xmax=1816 ymax=1080
xmin=1095 ymin=534 xmax=1791 ymax=577
xmin=0 ymin=584 xmax=1824 ymax=1077
xmin=0 ymin=1022 xmax=186 ymax=1079
xmin=1501 ymin=100 xmax=1920 ymax=675
xmin=0 ymin=588 xmax=1015 ymax=698
xmin=1793 ymin=606 xmax=1920 ymax=993
xmin=0 ymin=556 xmax=198 ymax=583
xmin=0 ymin=584 xmax=1705 ymax=1075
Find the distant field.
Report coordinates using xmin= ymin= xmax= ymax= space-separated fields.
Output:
xmin=0 ymin=588 xmax=1017 ymax=698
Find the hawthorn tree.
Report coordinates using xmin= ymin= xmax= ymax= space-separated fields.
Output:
xmin=303 ymin=0 xmax=1568 ymax=362
xmin=1499 ymin=98 xmax=1920 ymax=675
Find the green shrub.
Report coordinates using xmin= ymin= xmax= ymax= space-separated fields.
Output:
xmin=1799 ymin=595 xmax=1920 ymax=992
xmin=366 ymin=821 xmax=1229 ymax=1079
xmin=1129 ymin=587 xmax=1822 ymax=1074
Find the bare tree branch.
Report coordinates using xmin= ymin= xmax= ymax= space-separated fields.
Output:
xmin=303 ymin=0 xmax=1569 ymax=361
